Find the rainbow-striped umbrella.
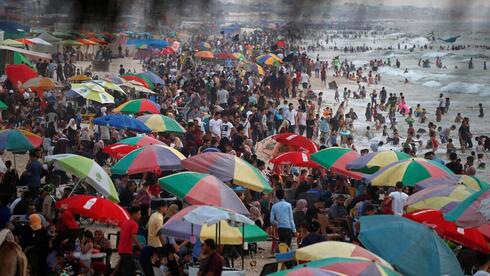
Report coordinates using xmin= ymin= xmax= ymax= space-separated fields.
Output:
xmin=181 ymin=152 xmax=272 ymax=193
xmin=22 ymin=76 xmax=61 ymax=90
xmin=270 ymin=257 xmax=400 ymax=276
xmin=0 ymin=129 xmax=42 ymax=153
xmin=195 ymin=50 xmax=214 ymax=59
xmin=346 ymin=150 xmax=411 ymax=174
xmin=136 ymin=114 xmax=186 ymax=134
xmin=416 ymin=175 xmax=489 ymax=192
xmin=111 ymin=145 xmax=185 ymax=175
xmin=269 ymin=267 xmax=344 ymax=276
xmin=241 ymin=62 xmax=264 ymax=75
xmin=311 ymin=147 xmax=363 ymax=180
xmin=159 ymin=172 xmax=249 ymax=215
xmin=365 ymin=158 xmax=455 ymax=187
xmin=256 ymin=53 xmax=283 ymax=66
xmin=113 ymin=99 xmax=160 ymax=114
xmin=445 ymin=189 xmax=490 ymax=228
xmin=117 ymin=135 xmax=165 ymax=147
xmin=405 ymin=184 xmax=476 ymax=213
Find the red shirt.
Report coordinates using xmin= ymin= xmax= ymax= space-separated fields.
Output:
xmin=118 ymin=219 xmax=138 ymax=254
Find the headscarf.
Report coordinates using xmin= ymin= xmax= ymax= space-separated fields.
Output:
xmin=295 ymin=199 xmax=308 ymax=213
xmin=66 ymin=118 xmax=77 ymax=131
xmin=164 ymin=204 xmax=179 ymax=221
xmin=250 ymin=206 xmax=262 ymax=222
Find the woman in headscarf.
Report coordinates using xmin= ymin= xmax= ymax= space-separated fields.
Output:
xmin=65 ymin=118 xmax=79 ymax=149
xmin=249 ymin=201 xmax=263 ymax=228
xmin=293 ymin=199 xmax=307 ymax=229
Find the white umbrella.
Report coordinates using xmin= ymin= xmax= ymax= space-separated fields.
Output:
xmin=183 ymin=206 xmax=254 ymax=226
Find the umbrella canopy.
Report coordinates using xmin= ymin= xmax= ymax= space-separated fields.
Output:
xmin=117 ymin=135 xmax=165 ymax=147
xmin=56 ymin=195 xmax=128 ymax=225
xmin=416 ymin=175 xmax=490 ymax=192
xmin=136 ymin=114 xmax=186 ymax=133
xmin=405 ymin=183 xmax=476 ymax=213
xmin=445 ymin=188 xmax=490 ymax=228
xmin=22 ymin=76 xmax=61 ymax=90
xmin=240 ymin=62 xmax=264 ymax=75
xmin=69 ymin=83 xmax=114 ymax=104
xmin=255 ymin=135 xmax=286 ymax=161
xmin=346 ymin=150 xmax=411 ymax=174
xmin=295 ymin=241 xmax=391 ymax=267
xmin=198 ymin=41 xmax=212 ymax=50
xmin=59 ymin=39 xmax=83 ymax=46
xmin=232 ymin=53 xmax=246 ymax=61
xmin=405 ymin=209 xmax=490 ymax=253
xmin=16 ymin=38 xmax=33 ymax=45
xmin=121 ymin=75 xmax=150 ymax=89
xmin=89 ymin=80 xmax=126 ymax=94
xmin=359 ymin=215 xmax=463 ymax=276
xmin=195 ymin=50 xmax=214 ymax=59
xmin=0 ymin=129 xmax=42 ymax=153
xmin=365 ymin=158 xmax=455 ymax=187
xmin=0 ymin=100 xmax=7 ymax=110
xmin=92 ymin=115 xmax=151 ymax=133
xmin=134 ymin=74 xmax=155 ymax=90
xmin=181 ymin=152 xmax=272 ymax=193
xmin=113 ymin=99 xmax=160 ymax=114
xmin=270 ymin=152 xmax=319 ymax=168
xmin=111 ymin=145 xmax=185 ymax=175
xmin=68 ymin=74 xmax=92 ymax=82
xmin=200 ymin=220 xmax=268 ymax=245
xmin=139 ymin=71 xmax=164 ymax=85
xmin=159 ymin=172 xmax=249 ymax=215
xmin=183 ymin=205 xmax=254 ymax=226
xmin=103 ymin=144 xmax=137 ymax=159
xmin=160 ymin=205 xmax=201 ymax=240
xmin=270 ymin=257 xmax=400 ymax=276
xmin=0 ymin=39 xmax=24 ymax=47
xmin=45 ymin=154 xmax=119 ymax=202
xmin=256 ymin=53 xmax=283 ymax=66
xmin=102 ymin=74 xmax=125 ymax=85
xmin=6 ymin=64 xmax=38 ymax=84
xmin=271 ymin=267 xmax=344 ymax=276
xmin=120 ymin=81 xmax=156 ymax=94
xmin=272 ymin=133 xmax=319 ymax=153
xmin=311 ymin=147 xmax=363 ymax=180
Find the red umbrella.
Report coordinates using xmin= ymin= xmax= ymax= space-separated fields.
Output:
xmin=270 ymin=151 xmax=319 ymax=168
xmin=5 ymin=64 xmax=38 ymax=85
xmin=56 ymin=195 xmax=129 ymax=226
xmin=272 ymin=133 xmax=319 ymax=153
xmin=159 ymin=47 xmax=176 ymax=56
xmin=103 ymin=144 xmax=137 ymax=159
xmin=121 ymin=75 xmax=150 ymax=88
xmin=215 ymin=52 xmax=237 ymax=60
xmin=404 ymin=209 xmax=490 ymax=253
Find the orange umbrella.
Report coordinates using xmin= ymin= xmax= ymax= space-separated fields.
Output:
xmin=22 ymin=77 xmax=61 ymax=90
xmin=16 ymin=38 xmax=33 ymax=45
xmin=195 ymin=50 xmax=214 ymax=59
xmin=76 ymin=38 xmax=98 ymax=45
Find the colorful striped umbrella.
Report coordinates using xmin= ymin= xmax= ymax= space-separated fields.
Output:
xmin=181 ymin=152 xmax=272 ymax=193
xmin=183 ymin=205 xmax=254 ymax=226
xmin=405 ymin=209 xmax=490 ymax=253
xmin=232 ymin=53 xmax=246 ymax=61
xmin=113 ymin=99 xmax=160 ymax=114
xmin=22 ymin=76 xmax=61 ymax=90
xmin=159 ymin=172 xmax=249 ymax=215
xmin=270 ymin=152 xmax=319 ymax=168
xmin=195 ymin=50 xmax=214 ymax=59
xmin=445 ymin=189 xmax=490 ymax=228
xmin=346 ymin=150 xmax=411 ymax=174
xmin=56 ymin=195 xmax=127 ymax=225
xmin=136 ymin=114 xmax=186 ymax=133
xmin=121 ymin=75 xmax=150 ymax=89
xmin=0 ymin=129 xmax=42 ymax=153
xmin=6 ymin=64 xmax=38 ymax=84
xmin=311 ymin=147 xmax=363 ymax=180
xmin=272 ymin=133 xmax=319 ymax=153
xmin=416 ymin=175 xmax=489 ymax=192
xmin=135 ymin=73 xmax=155 ymax=90
xmin=359 ymin=215 xmax=463 ymax=276
xmin=111 ymin=145 xmax=185 ymax=175
xmin=117 ymin=135 xmax=165 ymax=147
xmin=103 ymin=144 xmax=136 ymax=159
xmin=256 ymin=53 xmax=283 ymax=66
xmin=270 ymin=267 xmax=345 ymax=276
xmin=241 ymin=62 xmax=264 ymax=75
xmin=405 ymin=184 xmax=476 ymax=213
xmin=120 ymin=81 xmax=156 ymax=94
xmin=270 ymin=257 xmax=400 ymax=276
xmin=365 ymin=158 xmax=455 ymax=187
xmin=139 ymin=71 xmax=164 ymax=85
xmin=199 ymin=220 xmax=268 ymax=245
xmin=45 ymin=154 xmax=119 ymax=202
xmin=93 ymin=114 xmax=151 ymax=133
xmin=295 ymin=241 xmax=392 ymax=267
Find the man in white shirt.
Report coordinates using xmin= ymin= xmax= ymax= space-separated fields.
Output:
xmin=209 ymin=112 xmax=223 ymax=138
xmin=285 ymin=103 xmax=297 ymax=133
xmin=388 ymin=181 xmax=408 ymax=216
xmin=301 ymin=72 xmax=310 ymax=89
xmin=220 ymin=115 xmax=234 ymax=139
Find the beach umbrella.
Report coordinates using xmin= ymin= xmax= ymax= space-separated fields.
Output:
xmin=405 ymin=184 xmax=476 ymax=213
xmin=181 ymin=152 xmax=272 ymax=193
xmin=16 ymin=38 xmax=33 ymax=45
xmin=120 ymin=81 xmax=155 ymax=94
xmin=0 ymin=101 xmax=8 ymax=110
xmin=232 ymin=53 xmax=246 ymax=61
xmin=215 ymin=52 xmax=237 ymax=60
xmin=255 ymin=135 xmax=287 ymax=162
xmin=311 ymin=147 xmax=363 ymax=180
xmin=0 ymin=39 xmax=24 ymax=47
xmin=159 ymin=172 xmax=249 ymax=215
xmin=270 ymin=267 xmax=344 ymax=276
xmin=68 ymin=74 xmax=92 ymax=82
xmin=445 ymin=188 xmax=490 ymax=228
xmin=111 ymin=145 xmax=185 ymax=175
xmin=5 ymin=64 xmax=38 ymax=84
xmin=195 ymin=50 xmax=214 ymax=59
xmin=270 ymin=257 xmax=400 ymax=276
xmin=69 ymin=83 xmax=114 ymax=104
xmin=22 ymin=76 xmax=61 ymax=90
xmin=295 ymin=241 xmax=391 ymax=267
xmin=346 ymin=150 xmax=411 ymax=174
xmin=59 ymin=39 xmax=83 ymax=46
xmin=102 ymin=74 xmax=125 ymax=85
xmin=365 ymin=158 xmax=455 ymax=187
xmin=117 ymin=135 xmax=165 ymax=147
xmin=113 ymin=99 xmax=160 ymax=114
xmin=183 ymin=205 xmax=254 ymax=226
xmin=89 ymin=80 xmax=126 ymax=94
xmin=160 ymin=205 xmax=201 ymax=240
xmin=256 ymin=53 xmax=283 ymax=66
xmin=0 ymin=129 xmax=42 ymax=153
xmin=136 ymin=114 xmax=186 ymax=133
xmin=198 ymin=41 xmax=212 ymax=50
xmin=56 ymin=195 xmax=128 ymax=225
xmin=416 ymin=174 xmax=490 ymax=192
xmin=45 ymin=154 xmax=119 ymax=202
xmin=134 ymin=74 xmax=155 ymax=90
xmin=121 ymin=75 xmax=150 ymax=89
xmin=270 ymin=152 xmax=319 ymax=168
xmin=405 ymin=209 xmax=490 ymax=253
xmin=139 ymin=71 xmax=164 ymax=85
xmin=92 ymin=114 xmax=151 ymax=133
xmin=240 ymin=62 xmax=264 ymax=75
xmin=200 ymin=220 xmax=268 ymax=245
xmin=272 ymin=133 xmax=319 ymax=153
xmin=359 ymin=215 xmax=463 ymax=276
xmin=102 ymin=144 xmax=137 ymax=159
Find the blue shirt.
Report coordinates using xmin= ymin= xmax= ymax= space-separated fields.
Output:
xmin=270 ymin=200 xmax=296 ymax=232
xmin=25 ymin=159 xmax=42 ymax=188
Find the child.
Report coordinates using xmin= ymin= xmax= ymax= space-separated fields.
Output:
xmin=446 ymin=138 xmax=456 ymax=157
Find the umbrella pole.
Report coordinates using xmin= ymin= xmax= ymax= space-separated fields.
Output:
xmin=68 ymin=178 xmax=82 ymax=197
xmin=13 ymin=154 xmax=16 ymax=169
xmin=242 ymin=223 xmax=245 ymax=270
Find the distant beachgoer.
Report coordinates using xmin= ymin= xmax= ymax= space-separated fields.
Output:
xmin=479 ymin=103 xmax=484 ymax=118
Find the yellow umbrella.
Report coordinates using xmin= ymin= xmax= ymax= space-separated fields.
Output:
xmin=68 ymin=75 xmax=92 ymax=82
xmin=200 ymin=220 xmax=268 ymax=245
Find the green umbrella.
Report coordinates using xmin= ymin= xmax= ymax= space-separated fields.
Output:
xmin=0 ymin=100 xmax=7 ymax=110
xmin=136 ymin=73 xmax=156 ymax=90
xmin=136 ymin=114 xmax=186 ymax=133
xmin=45 ymin=154 xmax=119 ymax=202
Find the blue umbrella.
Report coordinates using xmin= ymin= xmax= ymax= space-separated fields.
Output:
xmin=139 ymin=71 xmax=164 ymax=85
xmin=93 ymin=115 xmax=151 ymax=133
xmin=359 ymin=215 xmax=463 ymax=276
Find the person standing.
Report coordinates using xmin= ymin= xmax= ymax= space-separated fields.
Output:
xmin=23 ymin=152 xmax=42 ymax=198
xmin=115 ymin=207 xmax=143 ymax=276
xmin=388 ymin=182 xmax=408 ymax=216
xmin=147 ymin=201 xmax=167 ymax=251
xmin=270 ymin=189 xmax=296 ymax=246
